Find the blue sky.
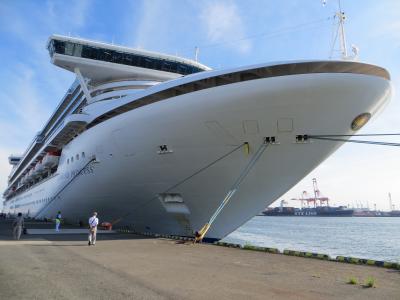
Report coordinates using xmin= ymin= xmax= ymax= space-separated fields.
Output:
xmin=0 ymin=0 xmax=399 ymax=210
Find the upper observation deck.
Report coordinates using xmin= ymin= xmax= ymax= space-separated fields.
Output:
xmin=47 ymin=35 xmax=211 ymax=83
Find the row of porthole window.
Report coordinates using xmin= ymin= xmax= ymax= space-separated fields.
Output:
xmin=13 ymin=198 xmax=51 ymax=207
xmin=36 ymin=198 xmax=51 ymax=205
xmin=67 ymin=152 xmax=86 ymax=164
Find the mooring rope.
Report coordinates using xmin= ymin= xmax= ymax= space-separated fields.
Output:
xmin=307 ymin=133 xmax=400 ymax=147
xmin=112 ymin=143 xmax=247 ymax=225
xmin=310 ymin=133 xmax=400 ymax=137
xmin=194 ymin=141 xmax=269 ymax=243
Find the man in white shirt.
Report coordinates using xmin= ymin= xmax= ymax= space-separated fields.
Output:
xmin=88 ymin=212 xmax=99 ymax=246
xmin=12 ymin=213 xmax=24 ymax=240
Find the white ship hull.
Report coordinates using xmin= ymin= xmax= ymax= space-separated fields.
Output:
xmin=3 ymin=67 xmax=391 ymax=240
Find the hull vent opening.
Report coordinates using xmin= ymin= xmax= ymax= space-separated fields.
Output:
xmin=158 ymin=193 xmax=190 ymax=215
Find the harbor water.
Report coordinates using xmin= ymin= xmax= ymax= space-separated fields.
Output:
xmin=223 ymin=216 xmax=400 ymax=263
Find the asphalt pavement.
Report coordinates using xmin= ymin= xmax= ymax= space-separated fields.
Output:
xmin=0 ymin=218 xmax=398 ymax=300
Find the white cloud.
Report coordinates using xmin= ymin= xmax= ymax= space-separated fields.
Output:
xmin=46 ymin=0 xmax=92 ymax=32
xmin=125 ymin=0 xmax=182 ymax=54
xmin=375 ymin=20 xmax=400 ymax=47
xmin=0 ymin=0 xmax=91 ymax=44
xmin=366 ymin=2 xmax=400 ymax=32
xmin=2 ymin=65 xmax=52 ymax=130
xmin=0 ymin=63 xmax=55 ymax=201
xmin=0 ymin=2 xmax=33 ymax=40
xmin=200 ymin=0 xmax=251 ymax=54
xmin=129 ymin=1 xmax=165 ymax=49
xmin=0 ymin=2 xmax=84 ymax=208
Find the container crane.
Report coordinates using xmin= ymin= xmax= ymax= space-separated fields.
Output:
xmin=312 ymin=178 xmax=330 ymax=207
xmin=291 ymin=179 xmax=330 ymax=208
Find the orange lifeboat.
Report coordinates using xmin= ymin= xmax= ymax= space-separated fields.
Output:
xmin=43 ymin=151 xmax=61 ymax=168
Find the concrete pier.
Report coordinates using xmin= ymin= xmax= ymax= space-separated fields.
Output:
xmin=0 ymin=219 xmax=398 ymax=299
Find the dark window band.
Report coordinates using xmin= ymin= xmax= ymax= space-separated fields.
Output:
xmin=48 ymin=39 xmax=205 ymax=75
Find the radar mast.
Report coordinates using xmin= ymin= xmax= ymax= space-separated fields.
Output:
xmin=325 ymin=0 xmax=358 ymax=60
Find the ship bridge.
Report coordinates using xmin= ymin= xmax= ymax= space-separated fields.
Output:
xmin=47 ymin=35 xmax=211 ymax=84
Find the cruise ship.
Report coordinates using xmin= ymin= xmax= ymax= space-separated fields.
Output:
xmin=2 ymin=35 xmax=392 ymax=240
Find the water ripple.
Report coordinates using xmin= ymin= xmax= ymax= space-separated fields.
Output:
xmin=223 ymin=216 xmax=400 ymax=262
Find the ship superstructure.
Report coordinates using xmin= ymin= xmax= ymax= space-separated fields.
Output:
xmin=2 ymin=35 xmax=392 ymax=240
xmin=4 ymin=35 xmax=209 ymax=201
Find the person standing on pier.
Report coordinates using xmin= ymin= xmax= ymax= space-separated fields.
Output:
xmin=12 ymin=212 xmax=24 ymax=240
xmin=55 ymin=211 xmax=62 ymax=232
xmin=88 ymin=212 xmax=99 ymax=246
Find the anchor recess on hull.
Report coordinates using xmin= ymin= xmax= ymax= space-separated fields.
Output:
xmin=264 ymin=136 xmax=279 ymax=145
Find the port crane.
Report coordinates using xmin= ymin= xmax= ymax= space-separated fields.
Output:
xmin=291 ymin=178 xmax=330 ymax=208
xmin=291 ymin=191 xmax=313 ymax=208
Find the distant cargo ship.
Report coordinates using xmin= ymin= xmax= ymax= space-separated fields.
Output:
xmin=262 ymin=206 xmax=353 ymax=217
xmin=351 ymin=209 xmax=400 ymax=217
xmin=352 ymin=193 xmax=400 ymax=217
xmin=262 ymin=178 xmax=353 ymax=217
xmin=389 ymin=210 xmax=400 ymax=217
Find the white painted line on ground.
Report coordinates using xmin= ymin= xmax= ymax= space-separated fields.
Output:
xmin=27 ymin=229 xmax=117 ymax=235
xmin=0 ymin=240 xmax=53 ymax=245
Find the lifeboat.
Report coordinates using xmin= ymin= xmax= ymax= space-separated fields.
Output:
xmin=32 ymin=163 xmax=43 ymax=178
xmin=27 ymin=167 xmax=35 ymax=180
xmin=43 ymin=151 xmax=60 ymax=168
xmin=36 ymin=159 xmax=45 ymax=175
xmin=22 ymin=172 xmax=30 ymax=183
xmin=32 ymin=164 xmax=40 ymax=177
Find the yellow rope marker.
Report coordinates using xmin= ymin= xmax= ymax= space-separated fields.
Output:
xmin=194 ymin=223 xmax=211 ymax=243
xmin=194 ymin=141 xmax=269 ymax=243
xmin=244 ymin=142 xmax=250 ymax=155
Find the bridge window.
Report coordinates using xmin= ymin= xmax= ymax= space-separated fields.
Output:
xmin=48 ymin=39 xmax=205 ymax=75
xmin=76 ymin=154 xmax=79 ymax=160
xmin=65 ymin=42 xmax=74 ymax=56
xmin=74 ymin=44 xmax=82 ymax=57
xmin=82 ymin=152 xmax=85 ymax=158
